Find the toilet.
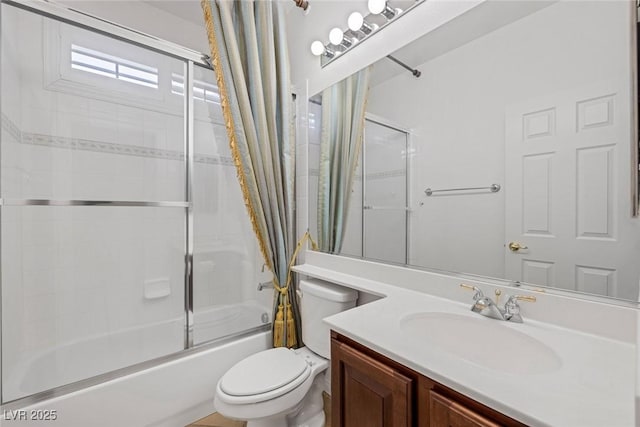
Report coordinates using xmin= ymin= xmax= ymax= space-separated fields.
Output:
xmin=214 ymin=279 xmax=358 ymax=427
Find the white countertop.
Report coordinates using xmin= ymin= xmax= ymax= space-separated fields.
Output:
xmin=293 ymin=263 xmax=636 ymax=427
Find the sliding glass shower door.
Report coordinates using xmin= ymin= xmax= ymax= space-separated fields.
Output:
xmin=362 ymin=119 xmax=408 ymax=264
xmin=191 ymin=65 xmax=269 ymax=346
xmin=340 ymin=118 xmax=409 ymax=264
xmin=1 ymin=3 xmax=267 ymax=404
xmin=1 ymin=6 xmax=187 ymax=402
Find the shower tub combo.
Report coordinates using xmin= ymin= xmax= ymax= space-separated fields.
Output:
xmin=0 ymin=0 xmax=272 ymax=425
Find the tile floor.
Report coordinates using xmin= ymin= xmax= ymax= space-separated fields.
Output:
xmin=186 ymin=392 xmax=331 ymax=427
xmin=187 ymin=412 xmax=246 ymax=427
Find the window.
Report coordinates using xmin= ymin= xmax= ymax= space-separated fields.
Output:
xmin=171 ymin=74 xmax=221 ymax=104
xmin=67 ymin=43 xmax=219 ymax=108
xmin=71 ymin=44 xmax=159 ymax=89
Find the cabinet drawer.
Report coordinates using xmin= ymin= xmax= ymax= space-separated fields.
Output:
xmin=430 ymin=390 xmax=500 ymax=427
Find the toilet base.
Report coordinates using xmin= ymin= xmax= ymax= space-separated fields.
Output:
xmin=243 ymin=372 xmax=326 ymax=427
xmin=290 ymin=411 xmax=325 ymax=427
xmin=287 ymin=372 xmax=326 ymax=427
xmin=245 ymin=415 xmax=289 ymax=427
xmin=246 ymin=412 xmax=324 ymax=427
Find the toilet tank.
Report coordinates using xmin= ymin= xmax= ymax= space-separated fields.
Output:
xmin=299 ymin=279 xmax=358 ymax=359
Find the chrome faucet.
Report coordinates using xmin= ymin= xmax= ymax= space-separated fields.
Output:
xmin=502 ymin=294 xmax=536 ymax=323
xmin=460 ymin=284 xmax=536 ymax=323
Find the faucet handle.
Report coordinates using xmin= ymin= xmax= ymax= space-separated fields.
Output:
xmin=506 ymin=295 xmax=536 ymax=304
xmin=504 ymin=294 xmax=536 ymax=323
xmin=494 ymin=289 xmax=502 ymax=305
xmin=460 ymin=283 xmax=485 ymax=301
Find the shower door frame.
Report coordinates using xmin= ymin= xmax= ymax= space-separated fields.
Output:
xmin=361 ymin=113 xmax=411 ymax=265
xmin=0 ymin=0 xmax=269 ymax=409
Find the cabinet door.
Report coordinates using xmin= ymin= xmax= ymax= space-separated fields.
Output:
xmin=332 ymin=339 xmax=413 ymax=427
xmin=430 ymin=390 xmax=501 ymax=427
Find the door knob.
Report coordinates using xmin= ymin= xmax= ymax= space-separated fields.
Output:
xmin=508 ymin=242 xmax=528 ymax=252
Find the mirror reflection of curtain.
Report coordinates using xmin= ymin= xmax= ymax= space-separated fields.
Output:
xmin=201 ymin=0 xmax=297 ymax=347
xmin=318 ymin=67 xmax=372 ymax=253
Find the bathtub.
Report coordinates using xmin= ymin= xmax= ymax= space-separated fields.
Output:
xmin=194 ymin=301 xmax=270 ymax=344
xmin=2 ymin=303 xmax=271 ymax=427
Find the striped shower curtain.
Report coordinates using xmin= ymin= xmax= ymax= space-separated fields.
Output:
xmin=201 ymin=0 xmax=298 ymax=348
xmin=318 ymin=68 xmax=372 ymax=254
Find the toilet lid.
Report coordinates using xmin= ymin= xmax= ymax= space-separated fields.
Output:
xmin=219 ymin=348 xmax=310 ymax=397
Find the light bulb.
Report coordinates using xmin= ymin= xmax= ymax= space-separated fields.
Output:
xmin=368 ymin=0 xmax=386 ymax=15
xmin=348 ymin=12 xmax=364 ymax=32
xmin=310 ymin=41 xmax=325 ymax=56
xmin=329 ymin=27 xmax=344 ymax=46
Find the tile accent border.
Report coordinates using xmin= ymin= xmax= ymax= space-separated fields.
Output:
xmin=1 ymin=113 xmax=21 ymax=143
xmin=309 ymin=167 xmax=406 ymax=181
xmin=1 ymin=113 xmax=234 ymax=166
xmin=365 ymin=169 xmax=407 ymax=180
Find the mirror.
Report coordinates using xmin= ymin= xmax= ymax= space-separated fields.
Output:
xmin=309 ymin=1 xmax=640 ymax=302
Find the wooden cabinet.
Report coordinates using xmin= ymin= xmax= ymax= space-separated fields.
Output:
xmin=429 ymin=390 xmax=500 ymax=427
xmin=331 ymin=337 xmax=414 ymax=426
xmin=331 ymin=332 xmax=527 ymax=427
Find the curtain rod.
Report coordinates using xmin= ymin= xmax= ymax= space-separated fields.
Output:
xmin=386 ymin=55 xmax=421 ymax=78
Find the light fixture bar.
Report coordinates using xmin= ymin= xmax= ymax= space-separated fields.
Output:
xmin=312 ymin=0 xmax=426 ymax=67
xmin=368 ymin=0 xmax=400 ymax=20
xmin=380 ymin=4 xmax=398 ymax=20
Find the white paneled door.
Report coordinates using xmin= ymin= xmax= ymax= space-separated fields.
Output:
xmin=505 ymin=81 xmax=639 ymax=300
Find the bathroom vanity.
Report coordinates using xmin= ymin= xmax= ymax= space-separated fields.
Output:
xmin=296 ymin=1 xmax=639 ymax=425
xmin=331 ymin=331 xmax=526 ymax=427
xmin=293 ymin=252 xmax=636 ymax=427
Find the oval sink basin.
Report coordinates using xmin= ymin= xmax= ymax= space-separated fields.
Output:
xmin=400 ymin=312 xmax=562 ymax=375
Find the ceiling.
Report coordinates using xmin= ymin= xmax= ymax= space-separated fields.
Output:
xmin=143 ymin=0 xmax=297 ymax=26
xmin=143 ymin=0 xmax=205 ymax=25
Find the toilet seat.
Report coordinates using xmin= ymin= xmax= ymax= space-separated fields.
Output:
xmin=217 ymin=348 xmax=312 ymax=404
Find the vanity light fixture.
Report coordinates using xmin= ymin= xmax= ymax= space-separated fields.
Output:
xmin=310 ymin=40 xmax=324 ymax=55
xmin=310 ymin=40 xmax=335 ymax=58
xmin=311 ymin=0 xmax=425 ymax=67
xmin=329 ymin=27 xmax=353 ymax=49
xmin=348 ymin=12 xmax=375 ymax=36
xmin=368 ymin=0 xmax=401 ymax=20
